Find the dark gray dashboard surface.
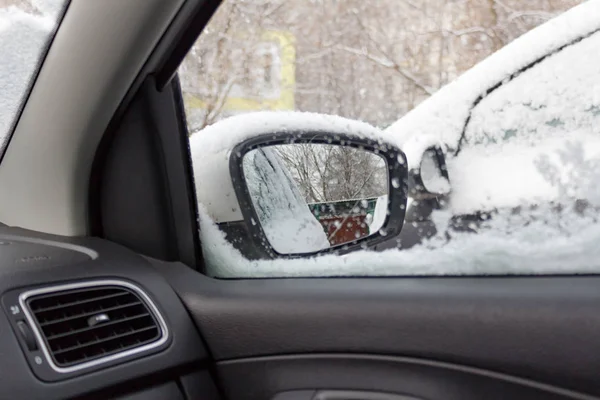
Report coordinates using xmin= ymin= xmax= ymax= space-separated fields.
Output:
xmin=159 ymin=261 xmax=600 ymax=398
xmin=0 ymin=226 xmax=208 ymax=400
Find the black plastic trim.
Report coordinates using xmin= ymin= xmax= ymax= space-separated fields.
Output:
xmin=155 ymin=0 xmax=223 ymax=89
xmin=216 ymin=221 xmax=264 ymax=260
xmin=91 ymin=77 xmax=201 ymax=269
xmin=229 ymin=132 xmax=408 ymax=259
xmin=90 ymin=0 xmax=224 ymax=272
xmin=4 ymin=279 xmax=171 ymax=381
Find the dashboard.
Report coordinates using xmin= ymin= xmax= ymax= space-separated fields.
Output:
xmin=0 ymin=225 xmax=216 ymax=400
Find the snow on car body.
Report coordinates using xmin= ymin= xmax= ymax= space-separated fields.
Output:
xmin=388 ymin=1 xmax=600 ymax=229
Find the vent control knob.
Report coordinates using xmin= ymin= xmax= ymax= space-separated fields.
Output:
xmin=16 ymin=320 xmax=38 ymax=351
xmin=88 ymin=313 xmax=110 ymax=327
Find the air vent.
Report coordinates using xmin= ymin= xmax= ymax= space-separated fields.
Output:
xmin=19 ymin=281 xmax=168 ymax=372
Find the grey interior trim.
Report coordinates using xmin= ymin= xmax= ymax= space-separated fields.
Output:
xmin=19 ymin=279 xmax=170 ymax=374
xmin=0 ymin=230 xmax=207 ymax=396
xmin=155 ymin=261 xmax=600 ymax=396
xmin=220 ymin=354 xmax=598 ymax=400
xmin=218 ymin=353 xmax=599 ymax=400
xmin=0 ymin=235 xmax=99 ymax=259
xmin=0 ymin=0 xmax=184 ymax=236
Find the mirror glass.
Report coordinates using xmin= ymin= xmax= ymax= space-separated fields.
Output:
xmin=420 ymin=149 xmax=450 ymax=195
xmin=243 ymin=144 xmax=389 ymax=255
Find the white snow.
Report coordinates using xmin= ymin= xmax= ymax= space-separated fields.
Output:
xmin=447 ymin=27 xmax=600 ymax=215
xmin=400 ymin=134 xmax=444 ymax=171
xmin=449 ymin=134 xmax=600 ymax=214
xmin=191 ymin=111 xmax=399 ymax=155
xmin=243 ymin=147 xmax=329 ymax=253
xmin=368 ymin=194 xmax=388 ymax=235
xmin=30 ymin=0 xmax=64 ymax=17
xmin=199 ymin=203 xmax=600 ymax=278
xmin=0 ymin=5 xmax=61 ymax=152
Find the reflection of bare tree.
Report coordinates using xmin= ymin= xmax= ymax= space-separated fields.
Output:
xmin=274 ymin=144 xmax=387 ymax=203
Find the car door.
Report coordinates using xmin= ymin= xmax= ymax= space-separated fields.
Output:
xmin=92 ymin=1 xmax=600 ymax=400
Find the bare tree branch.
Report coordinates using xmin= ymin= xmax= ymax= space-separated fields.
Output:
xmin=337 ymin=45 xmax=435 ymax=96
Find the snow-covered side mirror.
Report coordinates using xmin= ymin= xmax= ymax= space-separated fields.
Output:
xmin=190 ymin=112 xmax=408 ymax=260
xmin=408 ymin=145 xmax=450 ymax=199
xmin=230 ymin=132 xmax=408 ymax=258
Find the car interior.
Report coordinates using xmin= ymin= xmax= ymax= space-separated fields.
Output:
xmin=2 ymin=1 xmax=600 ymax=400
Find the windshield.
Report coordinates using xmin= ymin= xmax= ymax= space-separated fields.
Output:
xmin=0 ymin=0 xmax=67 ymax=155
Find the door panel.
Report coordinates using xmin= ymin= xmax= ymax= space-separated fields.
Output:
xmin=157 ymin=262 xmax=600 ymax=399
xmin=218 ymin=355 xmax=594 ymax=400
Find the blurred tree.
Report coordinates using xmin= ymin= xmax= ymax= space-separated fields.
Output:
xmin=180 ymin=0 xmax=585 ymax=132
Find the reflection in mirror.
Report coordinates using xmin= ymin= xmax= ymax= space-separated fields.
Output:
xmin=420 ymin=149 xmax=450 ymax=195
xmin=243 ymin=144 xmax=389 ymax=255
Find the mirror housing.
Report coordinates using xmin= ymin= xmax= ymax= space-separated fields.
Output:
xmin=408 ymin=145 xmax=450 ymax=200
xmin=230 ymin=131 xmax=408 ymax=259
xmin=404 ymin=145 xmax=450 ymax=224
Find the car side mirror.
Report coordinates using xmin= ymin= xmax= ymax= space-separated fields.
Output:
xmin=408 ymin=145 xmax=450 ymax=199
xmin=189 ymin=113 xmax=408 ymax=260
xmin=231 ymin=132 xmax=408 ymax=259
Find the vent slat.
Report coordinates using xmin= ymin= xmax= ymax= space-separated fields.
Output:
xmin=46 ymin=313 xmax=152 ymax=341
xmin=26 ymin=284 xmax=163 ymax=368
xmin=33 ymin=292 xmax=131 ymax=314
xmin=52 ymin=326 xmax=158 ymax=356
xmin=39 ymin=301 xmax=142 ymax=327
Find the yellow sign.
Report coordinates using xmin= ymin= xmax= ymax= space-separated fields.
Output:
xmin=185 ymin=30 xmax=296 ymax=113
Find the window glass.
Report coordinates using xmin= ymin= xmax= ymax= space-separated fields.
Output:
xmin=179 ymin=0 xmax=593 ymax=278
xmin=0 ymin=0 xmax=67 ymax=154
